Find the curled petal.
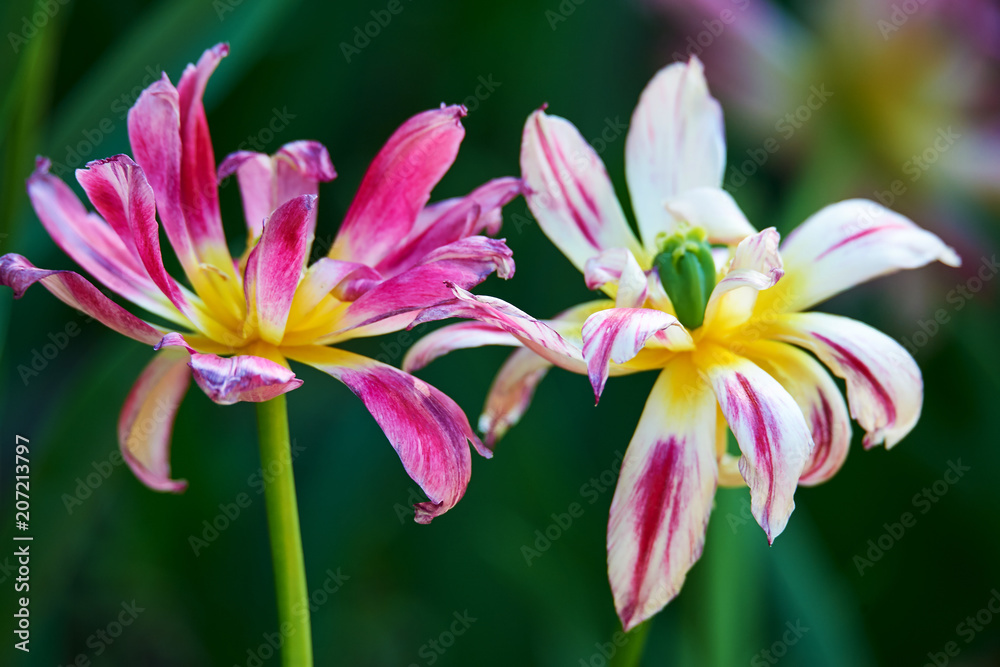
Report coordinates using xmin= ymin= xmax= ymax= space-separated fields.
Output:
xmin=608 ymin=358 xmax=717 ymax=631
xmin=283 ymin=345 xmax=482 ymax=522
xmin=377 ymin=177 xmax=524 ymax=277
xmin=743 ymin=341 xmax=851 ymax=486
xmin=582 ymin=308 xmax=692 ymax=402
xmin=584 ymin=247 xmax=650 ymax=307
xmin=625 ymin=57 xmax=727 ymax=248
xmin=331 ymin=105 xmax=468 ymax=266
xmin=0 ymin=254 xmax=164 ymax=344
xmin=663 ymin=187 xmax=756 ymax=245
xmin=704 ymin=227 xmax=783 ymax=331
xmin=521 ymin=108 xmax=645 ymax=271
xmin=766 ymin=312 xmax=922 ymax=449
xmin=699 ymin=346 xmax=814 ymax=544
xmin=762 ymin=199 xmax=961 ymax=313
xmin=156 ymin=333 xmax=302 ymax=405
xmin=403 ymin=322 xmax=518 ymax=373
xmin=119 ymin=350 xmax=191 ymax=492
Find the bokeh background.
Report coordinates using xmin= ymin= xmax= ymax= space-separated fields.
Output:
xmin=1 ymin=0 xmax=998 ymax=665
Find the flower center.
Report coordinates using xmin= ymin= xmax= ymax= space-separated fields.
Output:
xmin=653 ymin=227 xmax=716 ymax=330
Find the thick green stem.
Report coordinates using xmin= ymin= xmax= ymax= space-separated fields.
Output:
xmin=256 ymin=395 xmax=312 ymax=666
xmin=610 ymin=621 xmax=651 ymax=667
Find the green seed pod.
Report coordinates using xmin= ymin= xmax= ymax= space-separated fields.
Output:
xmin=653 ymin=228 xmax=717 ymax=329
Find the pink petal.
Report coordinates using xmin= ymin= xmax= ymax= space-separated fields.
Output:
xmin=745 ymin=341 xmax=851 ymax=486
xmin=582 ymin=308 xmax=692 ymax=402
xmin=701 ymin=348 xmax=814 ymax=544
xmin=403 ymin=322 xmax=518 ymax=372
xmin=0 ymin=253 xmax=165 ymax=344
xmin=479 ymin=347 xmax=552 ymax=450
xmin=521 ymin=108 xmax=645 ymax=271
xmin=119 ymin=350 xmax=191 ymax=493
xmin=608 ymin=359 xmax=717 ymax=631
xmin=625 ymin=57 xmax=727 ymax=248
xmin=331 ymin=105 xmax=468 ymax=266
xmin=376 ymin=177 xmax=524 ymax=277
xmin=332 ymin=236 xmax=514 ymax=336
xmin=283 ymin=345 xmax=482 ymax=521
xmin=774 ymin=199 xmax=961 ymax=312
xmin=767 ymin=312 xmax=922 ymax=449
xmin=218 ymin=140 xmax=336 ymax=239
xmin=27 ymin=158 xmax=183 ymax=324
xmin=288 ymin=258 xmax=380 ymax=323
xmin=243 ymin=195 xmax=317 ymax=344
xmin=156 ymin=333 xmax=303 ymax=405
xmin=583 ymin=248 xmax=650 ymax=307
xmin=704 ymin=227 xmax=783 ymax=330
xmin=411 ymin=283 xmax=586 ymax=373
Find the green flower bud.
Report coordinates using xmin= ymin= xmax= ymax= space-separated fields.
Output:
xmin=653 ymin=227 xmax=717 ymax=330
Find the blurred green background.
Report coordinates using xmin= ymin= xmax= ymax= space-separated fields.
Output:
xmin=1 ymin=0 xmax=998 ymax=665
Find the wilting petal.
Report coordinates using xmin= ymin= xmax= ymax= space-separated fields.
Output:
xmin=762 ymin=199 xmax=961 ymax=313
xmin=625 ymin=57 xmax=726 ymax=248
xmin=331 ymin=105 xmax=468 ymax=266
xmin=27 ymin=158 xmax=184 ymax=324
xmin=218 ymin=140 xmax=336 ymax=239
xmin=411 ymin=283 xmax=586 ymax=373
xmin=582 ymin=308 xmax=692 ymax=402
xmin=584 ymin=248 xmax=650 ymax=307
xmin=328 ymin=237 xmax=514 ymax=337
xmin=377 ymin=177 xmax=524 ymax=277
xmin=766 ymin=312 xmax=922 ymax=449
xmin=243 ymin=195 xmax=317 ymax=344
xmin=283 ymin=345 xmax=481 ymax=522
xmin=480 ymin=347 xmax=552 ymax=450
xmin=0 ymin=254 xmax=164 ymax=344
xmin=403 ymin=322 xmax=518 ymax=372
xmin=704 ymin=227 xmax=783 ymax=331
xmin=663 ymin=187 xmax=756 ymax=245
xmin=608 ymin=358 xmax=717 ymax=631
xmin=743 ymin=340 xmax=851 ymax=486
xmin=699 ymin=345 xmax=813 ymax=543
xmin=119 ymin=350 xmax=190 ymax=493
xmin=156 ymin=333 xmax=302 ymax=405
xmin=521 ymin=108 xmax=645 ymax=271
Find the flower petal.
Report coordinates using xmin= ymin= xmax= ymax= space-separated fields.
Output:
xmin=156 ymin=333 xmax=303 ymax=405
xmin=330 ymin=105 xmax=468 ymax=266
xmin=766 ymin=312 xmax=922 ymax=449
xmin=625 ymin=57 xmax=726 ymax=248
xmin=704 ymin=227 xmax=783 ymax=331
xmin=27 ymin=158 xmax=184 ymax=325
xmin=663 ymin=187 xmax=756 ymax=245
xmin=0 ymin=254 xmax=165 ymax=344
xmin=584 ymin=248 xmax=650 ymax=307
xmin=243 ymin=195 xmax=317 ymax=344
xmin=119 ymin=350 xmax=191 ymax=493
xmin=218 ymin=140 xmax=336 ymax=239
xmin=608 ymin=358 xmax=717 ymax=631
xmin=762 ymin=199 xmax=961 ymax=313
xmin=741 ymin=340 xmax=851 ymax=486
xmin=479 ymin=347 xmax=552 ymax=450
xmin=283 ymin=345 xmax=481 ymax=522
xmin=582 ymin=308 xmax=692 ymax=402
xmin=410 ymin=283 xmax=586 ymax=373
xmin=698 ymin=345 xmax=814 ymax=544
xmin=521 ymin=108 xmax=645 ymax=272
xmin=403 ymin=322 xmax=519 ymax=373
xmin=376 ymin=176 xmax=524 ymax=277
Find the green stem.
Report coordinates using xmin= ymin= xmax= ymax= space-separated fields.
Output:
xmin=610 ymin=621 xmax=652 ymax=667
xmin=256 ymin=395 xmax=312 ymax=666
